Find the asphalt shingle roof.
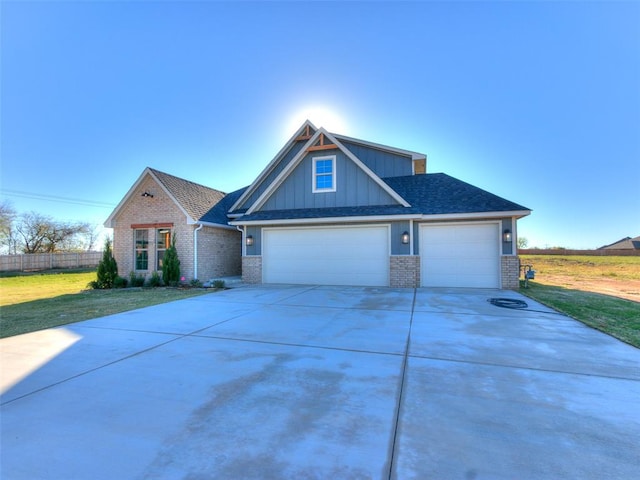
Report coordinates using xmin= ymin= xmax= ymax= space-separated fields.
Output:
xmin=233 ymin=173 xmax=530 ymax=222
xmin=199 ymin=187 xmax=248 ymax=224
xmin=149 ymin=168 xmax=226 ymax=222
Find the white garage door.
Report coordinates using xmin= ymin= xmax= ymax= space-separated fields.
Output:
xmin=420 ymin=223 xmax=500 ymax=288
xmin=263 ymin=226 xmax=389 ymax=286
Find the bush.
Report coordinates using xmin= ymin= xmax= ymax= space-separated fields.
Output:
xmin=129 ymin=271 xmax=145 ymax=287
xmin=113 ymin=276 xmax=128 ymax=289
xmin=162 ymin=234 xmax=181 ymax=287
xmin=147 ymin=271 xmax=162 ymax=288
xmin=213 ymin=279 xmax=226 ymax=289
xmin=190 ymin=279 xmax=203 ymax=288
xmin=90 ymin=238 xmax=118 ymax=289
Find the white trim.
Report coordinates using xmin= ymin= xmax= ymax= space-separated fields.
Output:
xmin=420 ymin=210 xmax=531 ymax=221
xmin=312 ymin=155 xmax=337 ymax=193
xmin=230 ymin=213 xmax=420 ymax=226
xmin=245 ymin=128 xmax=410 ymax=214
xmin=229 ymin=120 xmax=318 ymax=212
xmin=332 ymin=133 xmax=426 ymax=161
xmin=192 ymin=220 xmax=238 ymax=231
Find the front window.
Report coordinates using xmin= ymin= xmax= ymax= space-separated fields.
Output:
xmin=134 ymin=230 xmax=148 ymax=270
xmin=156 ymin=228 xmax=171 ymax=270
xmin=312 ymin=155 xmax=336 ymax=193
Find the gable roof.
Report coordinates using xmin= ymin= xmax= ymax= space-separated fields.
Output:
xmin=230 ymin=173 xmax=530 ymax=224
xmin=104 ymin=167 xmax=226 ymax=227
xmin=598 ymin=236 xmax=640 ymax=250
xmin=243 ymin=126 xmax=411 ymax=214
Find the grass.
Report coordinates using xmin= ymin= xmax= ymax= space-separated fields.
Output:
xmin=0 ymin=269 xmax=209 ymax=338
xmin=519 ymin=255 xmax=640 ymax=348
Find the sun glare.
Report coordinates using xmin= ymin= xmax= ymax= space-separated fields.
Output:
xmin=285 ymin=106 xmax=350 ymax=137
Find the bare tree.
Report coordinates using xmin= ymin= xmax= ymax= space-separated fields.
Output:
xmin=15 ymin=212 xmax=92 ymax=253
xmin=0 ymin=201 xmax=17 ymax=254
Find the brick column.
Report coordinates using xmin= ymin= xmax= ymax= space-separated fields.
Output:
xmin=501 ymin=256 xmax=520 ymax=289
xmin=242 ymin=256 xmax=262 ymax=284
xmin=390 ymin=255 xmax=420 ymax=288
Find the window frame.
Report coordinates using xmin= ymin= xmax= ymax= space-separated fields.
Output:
xmin=156 ymin=228 xmax=171 ymax=271
xmin=134 ymin=229 xmax=149 ymax=271
xmin=312 ymin=155 xmax=337 ymax=193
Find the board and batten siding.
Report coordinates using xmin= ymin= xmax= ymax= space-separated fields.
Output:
xmin=339 ymin=140 xmax=413 ymax=178
xmin=261 ymin=150 xmax=399 ymax=210
xmin=238 ymin=140 xmax=308 ymax=209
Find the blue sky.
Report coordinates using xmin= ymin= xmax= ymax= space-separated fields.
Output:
xmin=2 ymin=1 xmax=638 ymax=249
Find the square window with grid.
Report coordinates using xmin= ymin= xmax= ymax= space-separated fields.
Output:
xmin=313 ymin=156 xmax=336 ymax=192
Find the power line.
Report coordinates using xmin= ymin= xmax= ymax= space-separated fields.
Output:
xmin=0 ymin=189 xmax=116 ymax=208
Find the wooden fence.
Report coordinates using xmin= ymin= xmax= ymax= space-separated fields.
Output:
xmin=0 ymin=252 xmax=103 ymax=272
xmin=519 ymin=249 xmax=640 ymax=256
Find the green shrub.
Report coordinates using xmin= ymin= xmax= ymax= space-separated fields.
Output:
xmin=213 ymin=279 xmax=226 ymax=289
xmin=147 ymin=271 xmax=162 ymax=288
xmin=90 ymin=238 xmax=118 ymax=289
xmin=190 ymin=279 xmax=203 ymax=288
xmin=113 ymin=276 xmax=128 ymax=289
xmin=129 ymin=271 xmax=145 ymax=287
xmin=162 ymin=234 xmax=181 ymax=287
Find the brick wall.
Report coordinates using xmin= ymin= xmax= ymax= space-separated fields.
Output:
xmin=242 ymin=255 xmax=262 ymax=284
xmin=196 ymin=227 xmax=241 ymax=281
xmin=390 ymin=255 xmax=420 ymax=288
xmin=501 ymin=255 xmax=520 ymax=289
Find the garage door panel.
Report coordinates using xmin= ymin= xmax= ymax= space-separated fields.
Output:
xmin=421 ymin=223 xmax=500 ymax=288
xmin=263 ymin=226 xmax=389 ymax=286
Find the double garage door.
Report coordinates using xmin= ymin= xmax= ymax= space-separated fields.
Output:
xmin=263 ymin=226 xmax=389 ymax=286
xmin=261 ymin=223 xmax=500 ymax=288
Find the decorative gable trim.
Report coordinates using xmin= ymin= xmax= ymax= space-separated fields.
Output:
xmin=104 ymin=168 xmax=196 ymax=228
xmin=229 ymin=120 xmax=318 ymax=213
xmin=245 ymin=128 xmax=410 ymax=215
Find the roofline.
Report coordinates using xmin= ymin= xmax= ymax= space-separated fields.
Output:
xmin=245 ymin=128 xmax=410 ymax=214
xmin=229 ymin=210 xmax=531 ymax=227
xmin=192 ymin=220 xmax=237 ymax=231
xmin=332 ymin=133 xmax=426 ymax=161
xmin=104 ymin=167 xmax=196 ymax=228
xmin=230 ymin=214 xmax=421 ymax=226
xmin=229 ymin=120 xmax=318 ymax=212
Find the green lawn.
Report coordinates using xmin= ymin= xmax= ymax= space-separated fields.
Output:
xmin=521 ymin=281 xmax=640 ymax=348
xmin=0 ymin=269 xmax=209 ymax=338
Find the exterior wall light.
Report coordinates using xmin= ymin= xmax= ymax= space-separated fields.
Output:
xmin=141 ymin=191 xmax=154 ymax=198
xmin=401 ymin=231 xmax=410 ymax=244
xmin=246 ymin=235 xmax=254 ymax=246
xmin=503 ymin=229 xmax=512 ymax=243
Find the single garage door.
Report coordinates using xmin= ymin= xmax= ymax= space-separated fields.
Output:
xmin=420 ymin=223 xmax=500 ymax=288
xmin=263 ymin=226 xmax=389 ymax=286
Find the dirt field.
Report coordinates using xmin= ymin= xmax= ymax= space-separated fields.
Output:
xmin=520 ymin=255 xmax=640 ymax=303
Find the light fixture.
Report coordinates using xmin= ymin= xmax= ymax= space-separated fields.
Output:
xmin=141 ymin=191 xmax=154 ymax=198
xmin=503 ymin=229 xmax=512 ymax=243
xmin=246 ymin=235 xmax=254 ymax=246
xmin=401 ymin=231 xmax=410 ymax=244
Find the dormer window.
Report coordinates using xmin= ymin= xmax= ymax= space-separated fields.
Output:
xmin=312 ymin=155 xmax=336 ymax=193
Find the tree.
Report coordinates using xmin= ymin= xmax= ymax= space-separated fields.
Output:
xmin=92 ymin=238 xmax=118 ymax=289
xmin=0 ymin=201 xmax=17 ymax=254
xmin=162 ymin=234 xmax=180 ymax=287
xmin=517 ymin=237 xmax=529 ymax=249
xmin=15 ymin=212 xmax=92 ymax=253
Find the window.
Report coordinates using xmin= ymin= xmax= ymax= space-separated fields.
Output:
xmin=156 ymin=228 xmax=171 ymax=270
xmin=134 ymin=230 xmax=149 ymax=270
xmin=312 ymin=155 xmax=336 ymax=193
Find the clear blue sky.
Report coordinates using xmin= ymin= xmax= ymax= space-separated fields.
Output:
xmin=2 ymin=1 xmax=639 ymax=249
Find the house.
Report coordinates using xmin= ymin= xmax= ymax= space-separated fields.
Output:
xmin=598 ymin=236 xmax=640 ymax=250
xmin=105 ymin=167 xmax=243 ymax=282
xmin=106 ymin=121 xmax=531 ymax=289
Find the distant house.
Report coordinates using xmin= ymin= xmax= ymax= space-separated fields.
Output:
xmin=106 ymin=121 xmax=531 ymax=288
xmin=598 ymin=236 xmax=640 ymax=250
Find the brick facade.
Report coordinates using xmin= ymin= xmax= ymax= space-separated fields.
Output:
xmin=390 ymin=255 xmax=420 ymax=288
xmin=242 ymin=256 xmax=262 ymax=284
xmin=111 ymin=174 xmax=241 ymax=282
xmin=501 ymin=255 xmax=520 ymax=289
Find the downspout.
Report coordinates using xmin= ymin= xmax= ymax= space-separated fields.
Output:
xmin=235 ymin=225 xmax=245 ymax=257
xmin=409 ymin=219 xmax=414 ymax=256
xmin=194 ymin=223 xmax=204 ymax=280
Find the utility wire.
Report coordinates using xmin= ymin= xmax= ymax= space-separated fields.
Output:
xmin=0 ymin=189 xmax=116 ymax=208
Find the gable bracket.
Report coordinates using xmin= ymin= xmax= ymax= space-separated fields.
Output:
xmin=307 ymin=132 xmax=337 ymax=152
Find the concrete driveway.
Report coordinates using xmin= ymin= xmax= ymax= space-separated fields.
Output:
xmin=1 ymin=285 xmax=639 ymax=479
